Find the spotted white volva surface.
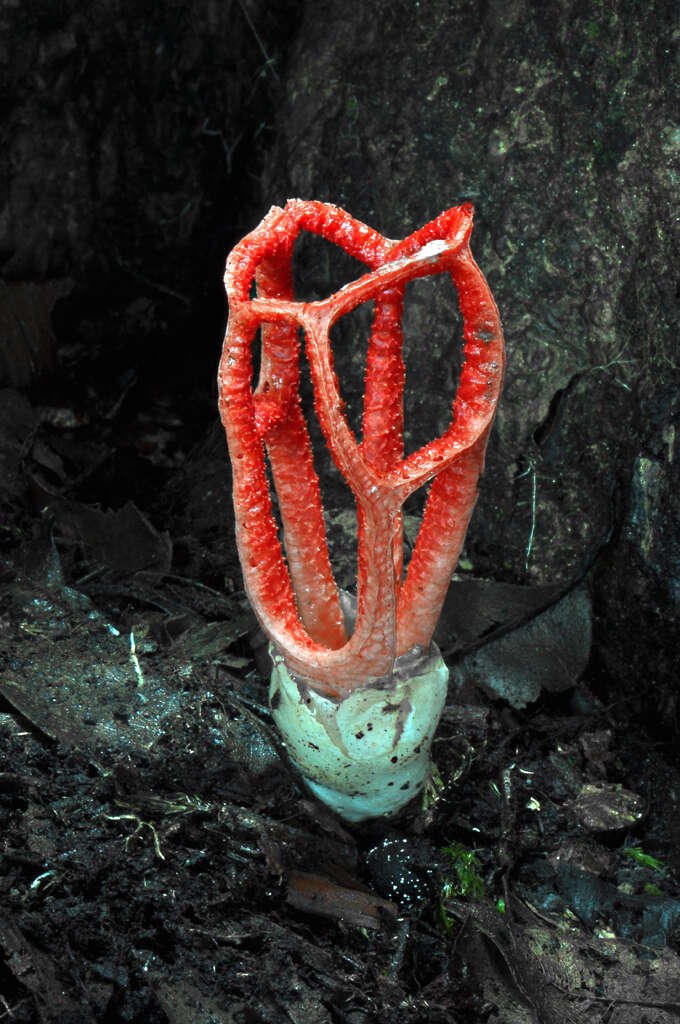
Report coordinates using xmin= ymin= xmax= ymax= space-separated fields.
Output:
xmin=269 ymin=647 xmax=449 ymax=822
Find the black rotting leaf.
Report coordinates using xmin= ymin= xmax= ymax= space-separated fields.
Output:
xmin=445 ymin=581 xmax=592 ymax=707
xmin=556 ymin=864 xmax=680 ymax=949
xmin=59 ymin=500 xmax=173 ymax=577
xmin=434 ymin=577 xmax=569 ymax=654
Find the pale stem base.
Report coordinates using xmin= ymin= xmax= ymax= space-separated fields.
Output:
xmin=269 ymin=646 xmax=449 ymax=823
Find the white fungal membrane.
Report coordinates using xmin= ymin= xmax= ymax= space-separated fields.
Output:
xmin=269 ymin=646 xmax=449 ymax=823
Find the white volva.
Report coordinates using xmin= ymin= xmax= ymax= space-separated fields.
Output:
xmin=269 ymin=646 xmax=449 ymax=823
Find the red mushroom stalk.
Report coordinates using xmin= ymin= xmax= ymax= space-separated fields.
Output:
xmin=218 ymin=200 xmax=504 ymax=821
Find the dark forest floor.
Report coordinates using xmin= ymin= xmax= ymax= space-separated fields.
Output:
xmin=2 ymin=381 xmax=680 ymax=1024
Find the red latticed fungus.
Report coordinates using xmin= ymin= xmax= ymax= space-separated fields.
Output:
xmin=218 ymin=200 xmax=504 ymax=821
